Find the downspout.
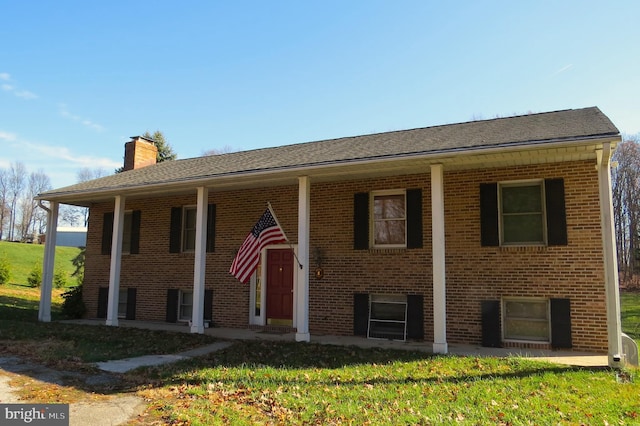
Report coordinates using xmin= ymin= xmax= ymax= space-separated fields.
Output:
xmin=596 ymin=143 xmax=623 ymax=368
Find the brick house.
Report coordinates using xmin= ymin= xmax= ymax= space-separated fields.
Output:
xmin=36 ymin=107 xmax=624 ymax=366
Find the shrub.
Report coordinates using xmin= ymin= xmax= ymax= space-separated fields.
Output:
xmin=61 ymin=284 xmax=86 ymax=319
xmin=27 ymin=263 xmax=42 ymax=288
xmin=0 ymin=257 xmax=10 ymax=285
xmin=53 ymin=270 xmax=67 ymax=289
xmin=71 ymin=247 xmax=85 ymax=285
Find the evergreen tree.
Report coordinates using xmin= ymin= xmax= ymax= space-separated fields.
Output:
xmin=142 ymin=130 xmax=177 ymax=163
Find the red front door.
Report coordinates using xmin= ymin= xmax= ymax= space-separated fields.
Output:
xmin=266 ymin=249 xmax=294 ymax=323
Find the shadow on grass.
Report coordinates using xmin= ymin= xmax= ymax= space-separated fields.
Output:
xmin=0 ymin=337 xmax=612 ymax=399
xmin=0 ymin=297 xmax=63 ymax=322
xmin=127 ymin=340 xmax=607 ymax=393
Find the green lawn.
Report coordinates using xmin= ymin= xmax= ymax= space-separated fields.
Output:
xmin=0 ymin=284 xmax=638 ymax=424
xmin=0 ymin=241 xmax=81 ymax=287
xmin=136 ymin=341 xmax=640 ymax=425
xmin=622 ymin=291 xmax=640 ymax=343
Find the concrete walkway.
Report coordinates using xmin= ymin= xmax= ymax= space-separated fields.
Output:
xmin=0 ymin=356 xmax=147 ymax=426
xmin=96 ymin=341 xmax=233 ymax=373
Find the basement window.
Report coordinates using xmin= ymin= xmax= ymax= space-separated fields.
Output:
xmin=368 ymin=294 xmax=407 ymax=341
xmin=179 ymin=291 xmax=193 ymax=321
xmin=502 ymin=298 xmax=550 ymax=342
xmin=117 ymin=290 xmax=128 ymax=319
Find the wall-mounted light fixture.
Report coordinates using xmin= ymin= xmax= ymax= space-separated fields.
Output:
xmin=312 ymin=246 xmax=326 ymax=279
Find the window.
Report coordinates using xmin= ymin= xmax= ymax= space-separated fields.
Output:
xmin=101 ymin=210 xmax=141 ymax=255
xmin=499 ymin=181 xmax=545 ymax=245
xmin=179 ymin=291 xmax=193 ymax=321
xmin=503 ymin=298 xmax=550 ymax=342
xmin=121 ymin=212 xmax=133 ymax=254
xmin=481 ymin=179 xmax=567 ymax=247
xmin=372 ymin=190 xmax=406 ymax=247
xmin=118 ymin=290 xmax=128 ymax=319
xmin=368 ymin=294 xmax=408 ymax=341
xmin=182 ymin=206 xmax=197 ymax=252
xmin=169 ymin=204 xmax=216 ymax=253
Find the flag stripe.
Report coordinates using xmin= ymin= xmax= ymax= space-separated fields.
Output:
xmin=229 ymin=207 xmax=288 ymax=283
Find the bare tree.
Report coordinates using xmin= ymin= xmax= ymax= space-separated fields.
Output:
xmin=7 ymin=162 xmax=27 ymax=241
xmin=77 ymin=167 xmax=107 ymax=182
xmin=612 ymin=134 xmax=640 ymax=285
xmin=59 ymin=205 xmax=82 ymax=227
xmin=0 ymin=169 xmax=8 ymax=240
xmin=202 ymin=145 xmax=236 ymax=156
xmin=18 ymin=170 xmax=51 ymax=240
xmin=73 ymin=167 xmax=107 ymax=226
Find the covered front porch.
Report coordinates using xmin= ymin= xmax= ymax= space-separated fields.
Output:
xmin=36 ymin=128 xmax=624 ymax=367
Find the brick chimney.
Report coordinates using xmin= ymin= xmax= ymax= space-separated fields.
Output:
xmin=123 ymin=136 xmax=158 ymax=171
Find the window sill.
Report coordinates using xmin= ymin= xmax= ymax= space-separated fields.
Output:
xmin=499 ymin=245 xmax=547 ymax=253
xmin=368 ymin=248 xmax=407 ymax=254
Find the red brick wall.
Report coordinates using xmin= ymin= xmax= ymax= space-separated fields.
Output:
xmin=444 ymin=161 xmax=607 ymax=352
xmin=83 ymin=159 xmax=608 ymax=352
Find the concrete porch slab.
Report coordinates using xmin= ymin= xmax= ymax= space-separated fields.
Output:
xmin=64 ymin=319 xmax=609 ymax=368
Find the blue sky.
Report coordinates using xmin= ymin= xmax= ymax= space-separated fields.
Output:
xmin=1 ymin=1 xmax=639 ymax=189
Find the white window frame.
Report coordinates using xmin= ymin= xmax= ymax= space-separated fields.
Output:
xmin=178 ymin=290 xmax=193 ymax=322
xmin=370 ymin=189 xmax=407 ymax=249
xmin=181 ymin=205 xmax=197 ymax=252
xmin=502 ymin=297 xmax=550 ymax=343
xmin=498 ymin=180 xmax=547 ymax=246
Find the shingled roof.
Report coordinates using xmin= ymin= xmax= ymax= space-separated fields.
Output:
xmin=39 ymin=107 xmax=619 ymax=202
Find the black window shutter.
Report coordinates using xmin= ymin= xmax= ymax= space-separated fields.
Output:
xmin=126 ymin=288 xmax=137 ymax=320
xmin=406 ymin=294 xmax=424 ymax=340
xmin=169 ymin=207 xmax=183 ymax=253
xmin=204 ymin=289 xmax=213 ymax=321
xmin=130 ymin=210 xmax=141 ymax=254
xmin=166 ymin=289 xmax=179 ymax=322
xmin=206 ymin=204 xmax=216 ymax=253
xmin=481 ymin=300 xmax=502 ymax=347
xmin=354 ymin=193 xmax=370 ymax=250
xmin=97 ymin=286 xmax=108 ymax=318
xmin=353 ymin=293 xmax=369 ymax=336
xmin=406 ymin=189 xmax=423 ymax=249
xmin=551 ymin=298 xmax=572 ymax=349
xmin=101 ymin=212 xmax=114 ymax=255
xmin=545 ymin=178 xmax=568 ymax=246
xmin=480 ymin=183 xmax=499 ymax=247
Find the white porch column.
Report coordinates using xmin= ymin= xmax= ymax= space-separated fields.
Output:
xmin=106 ymin=195 xmax=125 ymax=326
xmin=596 ymin=144 xmax=623 ymax=368
xmin=431 ymin=164 xmax=448 ymax=354
xmin=191 ymin=186 xmax=208 ymax=334
xmin=296 ymin=176 xmax=310 ymax=342
xmin=38 ymin=201 xmax=59 ymax=322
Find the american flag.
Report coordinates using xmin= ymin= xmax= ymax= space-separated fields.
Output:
xmin=229 ymin=205 xmax=288 ymax=283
